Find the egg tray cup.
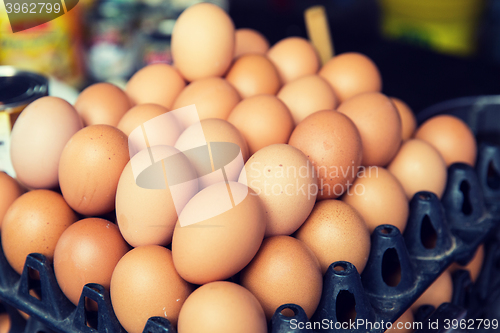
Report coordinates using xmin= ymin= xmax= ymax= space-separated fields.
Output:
xmin=0 ymin=96 xmax=499 ymax=333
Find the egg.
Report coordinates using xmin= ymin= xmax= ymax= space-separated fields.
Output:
xmin=411 ymin=270 xmax=453 ymax=313
xmin=172 ymin=77 xmax=241 ymax=128
xmin=386 ymin=309 xmax=415 ymax=333
xmin=388 ymin=139 xmax=448 ymax=199
xmin=448 ymin=244 xmax=484 ymax=283
xmin=338 ymin=92 xmax=402 ymax=166
xmin=288 ymin=110 xmax=362 ymax=200
xmin=117 ymin=104 xmax=169 ymax=137
xmin=267 ymin=37 xmax=320 ymax=83
xmin=171 ymin=3 xmax=235 ymax=81
xmin=74 ymin=83 xmax=131 ymax=127
xmin=0 ymin=313 xmax=9 ymax=333
xmin=342 ymin=167 xmax=409 ymax=233
xmin=391 ymin=98 xmax=417 ymax=141
xmin=172 ymin=182 xmax=265 ymax=285
xmin=53 ymin=218 xmax=129 ymax=306
xmin=58 ymin=125 xmax=129 ymax=216
xmin=174 ymin=118 xmax=248 ymax=189
xmin=0 ymin=172 xmax=24 ymax=229
xmin=110 ymin=246 xmax=193 ymax=332
xmin=225 ymin=54 xmax=281 ymax=98
xmin=10 ymin=96 xmax=83 ymax=189
xmin=2 ymin=190 xmax=77 ymax=274
xmin=294 ymin=200 xmax=371 ymax=274
xmin=116 ymin=146 xmax=198 ymax=247
xmin=414 ymin=115 xmax=477 ymax=166
xmin=234 ymin=28 xmax=270 ymax=58
xmin=319 ymin=52 xmax=382 ymax=102
xmin=277 ymin=74 xmax=338 ymax=125
xmin=240 ymin=235 xmax=323 ymax=320
xmin=227 ymin=94 xmax=294 ymax=155
xmin=125 ymin=64 xmax=186 ymax=109
xmin=238 ymin=144 xmax=317 ymax=237
xmin=177 ymin=281 xmax=267 ymax=333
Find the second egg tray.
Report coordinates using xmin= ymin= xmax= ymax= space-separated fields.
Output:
xmin=0 ymin=142 xmax=498 ymax=333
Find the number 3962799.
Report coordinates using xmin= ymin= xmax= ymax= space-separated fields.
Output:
xmin=5 ymin=2 xmax=61 ymax=14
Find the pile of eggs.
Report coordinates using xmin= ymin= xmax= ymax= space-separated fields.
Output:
xmin=0 ymin=3 xmax=485 ymax=333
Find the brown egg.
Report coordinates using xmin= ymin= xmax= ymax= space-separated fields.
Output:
xmin=294 ymin=200 xmax=370 ymax=274
xmin=111 ymin=246 xmax=193 ymax=332
xmin=238 ymin=144 xmax=317 ymax=237
xmin=267 ymin=37 xmax=320 ymax=84
xmin=319 ymin=52 xmax=382 ymax=102
xmin=177 ymin=281 xmax=267 ymax=333
xmin=415 ymin=115 xmax=477 ymax=166
xmin=172 ymin=77 xmax=241 ymax=128
xmin=288 ymin=110 xmax=362 ymax=200
xmin=171 ymin=3 xmax=235 ymax=81
xmin=338 ymin=92 xmax=402 ymax=166
xmin=74 ymin=83 xmax=131 ymax=127
xmin=0 ymin=313 xmax=10 ymax=333
xmin=125 ymin=64 xmax=186 ymax=109
xmin=116 ymin=146 xmax=198 ymax=247
xmin=386 ymin=309 xmax=415 ymax=333
xmin=0 ymin=172 xmax=24 ymax=229
xmin=59 ymin=125 xmax=129 ymax=216
xmin=2 ymin=190 xmax=77 ymax=274
xmin=388 ymin=139 xmax=448 ymax=199
xmin=228 ymin=94 xmax=294 ymax=155
xmin=10 ymin=96 xmax=83 ymax=189
xmin=172 ymin=182 xmax=266 ymax=285
xmin=342 ymin=167 xmax=409 ymax=233
xmin=448 ymin=244 xmax=484 ymax=283
xmin=234 ymin=28 xmax=270 ymax=58
xmin=117 ymin=104 xmax=169 ymax=137
xmin=391 ymin=98 xmax=417 ymax=141
xmin=175 ymin=118 xmax=249 ymax=189
xmin=411 ymin=270 xmax=453 ymax=313
xmin=240 ymin=235 xmax=322 ymax=320
xmin=277 ymin=74 xmax=338 ymax=125
xmin=54 ymin=218 xmax=129 ymax=306
xmin=226 ymin=54 xmax=281 ymax=98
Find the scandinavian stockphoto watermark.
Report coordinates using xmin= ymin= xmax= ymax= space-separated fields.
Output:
xmin=289 ymin=319 xmax=423 ymax=331
xmin=2 ymin=0 xmax=79 ymax=32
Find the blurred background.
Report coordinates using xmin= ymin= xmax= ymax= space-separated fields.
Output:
xmin=2 ymin=0 xmax=500 ymax=112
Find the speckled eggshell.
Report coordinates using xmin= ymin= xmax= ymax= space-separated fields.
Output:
xmin=2 ymin=190 xmax=77 ymax=274
xmin=74 ymin=83 xmax=131 ymax=127
xmin=58 ymin=125 xmax=129 ymax=216
xmin=277 ymin=74 xmax=338 ymax=125
xmin=238 ymin=144 xmax=317 ymax=237
xmin=177 ymin=281 xmax=267 ymax=333
xmin=338 ymin=92 xmax=402 ymax=167
xmin=342 ymin=167 xmax=409 ymax=233
xmin=294 ymin=200 xmax=370 ymax=274
xmin=110 ymin=246 xmax=193 ymax=332
xmin=388 ymin=139 xmax=447 ymax=199
xmin=288 ymin=110 xmax=363 ymax=200
xmin=0 ymin=172 xmax=24 ymax=229
xmin=53 ymin=218 xmax=130 ymax=306
xmin=240 ymin=235 xmax=323 ymax=320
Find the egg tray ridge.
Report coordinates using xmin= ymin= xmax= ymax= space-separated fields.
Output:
xmin=0 ymin=97 xmax=499 ymax=333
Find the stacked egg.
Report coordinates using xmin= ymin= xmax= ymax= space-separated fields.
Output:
xmin=0 ymin=3 xmax=481 ymax=333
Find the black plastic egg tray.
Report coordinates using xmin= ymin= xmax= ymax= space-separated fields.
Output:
xmin=0 ymin=96 xmax=499 ymax=333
